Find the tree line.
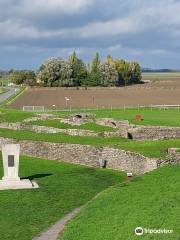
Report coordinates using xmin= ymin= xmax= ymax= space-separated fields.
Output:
xmin=10 ymin=52 xmax=142 ymax=87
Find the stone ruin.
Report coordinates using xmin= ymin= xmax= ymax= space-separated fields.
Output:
xmin=62 ymin=113 xmax=96 ymax=125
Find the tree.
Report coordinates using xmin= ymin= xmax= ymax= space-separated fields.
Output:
xmin=37 ymin=58 xmax=62 ymax=87
xmin=69 ymin=52 xmax=87 ymax=86
xmin=129 ymin=61 xmax=142 ymax=84
xmin=91 ymin=52 xmax=101 ymax=73
xmin=100 ymin=56 xmax=118 ymax=86
xmin=37 ymin=53 xmax=141 ymax=88
xmin=115 ymin=60 xmax=132 ymax=86
xmin=11 ymin=71 xmax=26 ymax=85
xmin=11 ymin=70 xmax=36 ymax=85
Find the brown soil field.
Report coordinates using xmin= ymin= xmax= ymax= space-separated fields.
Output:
xmin=10 ymin=80 xmax=180 ymax=110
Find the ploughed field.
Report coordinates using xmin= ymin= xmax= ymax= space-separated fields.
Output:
xmin=10 ymin=78 xmax=180 ymax=109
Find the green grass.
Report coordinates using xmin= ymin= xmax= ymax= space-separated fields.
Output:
xmin=142 ymin=72 xmax=180 ymax=78
xmin=0 ymin=88 xmax=9 ymax=94
xmin=0 ymin=128 xmax=180 ymax=158
xmin=51 ymin=108 xmax=180 ymax=127
xmin=1 ymin=108 xmax=180 ymax=127
xmin=0 ymin=79 xmax=10 ymax=86
xmin=0 ymin=155 xmax=125 ymax=240
xmin=2 ymin=87 xmax=27 ymax=107
xmin=91 ymin=108 xmax=180 ymax=127
xmin=0 ymin=109 xmax=35 ymax=123
xmin=61 ymin=165 xmax=180 ymax=240
xmin=31 ymin=120 xmax=116 ymax=132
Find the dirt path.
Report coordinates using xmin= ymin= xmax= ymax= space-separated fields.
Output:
xmin=33 ymin=207 xmax=82 ymax=240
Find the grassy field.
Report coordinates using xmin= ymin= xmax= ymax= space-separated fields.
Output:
xmin=48 ymin=108 xmax=180 ymax=127
xmin=1 ymin=108 xmax=180 ymax=127
xmin=0 ymin=108 xmax=35 ymax=122
xmin=0 ymin=155 xmax=125 ymax=240
xmin=0 ymin=79 xmax=10 ymax=86
xmin=31 ymin=120 xmax=116 ymax=132
xmin=61 ymin=165 xmax=180 ymax=240
xmin=0 ymin=128 xmax=179 ymax=158
xmin=142 ymin=72 xmax=180 ymax=78
xmin=0 ymin=88 xmax=9 ymax=94
xmin=88 ymin=108 xmax=180 ymax=127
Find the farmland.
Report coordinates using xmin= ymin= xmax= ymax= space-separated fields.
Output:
xmin=10 ymin=79 xmax=180 ymax=110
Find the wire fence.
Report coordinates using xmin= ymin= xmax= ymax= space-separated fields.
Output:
xmin=22 ymin=104 xmax=180 ymax=112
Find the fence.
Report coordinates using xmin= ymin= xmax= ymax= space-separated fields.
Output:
xmin=23 ymin=106 xmax=45 ymax=112
xmin=22 ymin=104 xmax=180 ymax=112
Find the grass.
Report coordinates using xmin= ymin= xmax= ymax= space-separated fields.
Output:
xmin=142 ymin=72 xmax=180 ymax=78
xmin=0 ymin=128 xmax=179 ymax=158
xmin=0 ymin=108 xmax=35 ymax=123
xmin=0 ymin=155 xmax=125 ymax=240
xmin=1 ymin=108 xmax=180 ymax=127
xmin=51 ymin=108 xmax=180 ymax=127
xmin=61 ymin=165 xmax=180 ymax=240
xmin=31 ymin=120 xmax=116 ymax=132
xmin=0 ymin=78 xmax=10 ymax=87
xmin=0 ymin=88 xmax=9 ymax=94
xmin=2 ymin=87 xmax=27 ymax=107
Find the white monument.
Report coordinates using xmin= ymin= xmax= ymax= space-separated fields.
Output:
xmin=0 ymin=144 xmax=39 ymax=190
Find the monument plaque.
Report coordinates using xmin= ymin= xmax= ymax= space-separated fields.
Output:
xmin=8 ymin=155 xmax=15 ymax=167
xmin=0 ymin=144 xmax=39 ymax=190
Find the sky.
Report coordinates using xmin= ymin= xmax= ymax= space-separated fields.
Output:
xmin=1 ymin=0 xmax=180 ymax=70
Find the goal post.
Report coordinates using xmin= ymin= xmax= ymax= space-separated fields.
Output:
xmin=22 ymin=106 xmax=45 ymax=112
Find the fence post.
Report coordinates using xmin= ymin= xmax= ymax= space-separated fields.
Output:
xmin=124 ymin=105 xmax=126 ymax=112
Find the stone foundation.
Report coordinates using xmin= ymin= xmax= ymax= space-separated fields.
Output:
xmin=157 ymin=148 xmax=180 ymax=166
xmin=0 ymin=122 xmax=125 ymax=138
xmin=128 ymin=126 xmax=180 ymax=140
xmin=0 ymin=137 xmax=157 ymax=175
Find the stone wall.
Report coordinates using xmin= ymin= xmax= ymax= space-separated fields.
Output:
xmin=0 ymin=137 xmax=157 ymax=175
xmin=158 ymin=148 xmax=180 ymax=166
xmin=0 ymin=122 xmax=124 ymax=138
xmin=21 ymin=115 xmax=180 ymax=140
xmin=128 ymin=126 xmax=180 ymax=140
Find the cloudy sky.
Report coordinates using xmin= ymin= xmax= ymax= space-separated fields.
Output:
xmin=1 ymin=0 xmax=180 ymax=70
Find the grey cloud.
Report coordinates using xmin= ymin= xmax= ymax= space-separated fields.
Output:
xmin=0 ymin=0 xmax=180 ymax=69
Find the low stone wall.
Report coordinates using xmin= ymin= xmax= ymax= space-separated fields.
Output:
xmin=128 ymin=126 xmax=180 ymax=140
xmin=21 ymin=115 xmax=180 ymax=140
xmin=0 ymin=137 xmax=157 ymax=175
xmin=158 ymin=148 xmax=180 ymax=166
xmin=0 ymin=122 xmax=124 ymax=138
xmin=23 ymin=114 xmax=61 ymax=123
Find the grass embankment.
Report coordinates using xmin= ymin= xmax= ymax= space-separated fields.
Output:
xmin=0 ymin=156 xmax=125 ymax=240
xmin=2 ymin=86 xmax=27 ymax=107
xmin=0 ymin=128 xmax=179 ymax=158
xmin=31 ymin=120 xmax=116 ymax=132
xmin=61 ymin=165 xmax=180 ymax=240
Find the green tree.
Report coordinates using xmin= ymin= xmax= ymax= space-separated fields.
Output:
xmin=11 ymin=71 xmax=26 ymax=85
xmin=129 ymin=61 xmax=142 ymax=84
xmin=114 ymin=60 xmax=131 ymax=86
xmin=11 ymin=70 xmax=36 ymax=85
xmin=84 ymin=52 xmax=102 ymax=87
xmin=37 ymin=58 xmax=62 ymax=87
xmin=69 ymin=52 xmax=87 ymax=86
xmin=100 ymin=56 xmax=118 ymax=86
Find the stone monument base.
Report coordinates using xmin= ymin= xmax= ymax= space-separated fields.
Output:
xmin=0 ymin=179 xmax=39 ymax=190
